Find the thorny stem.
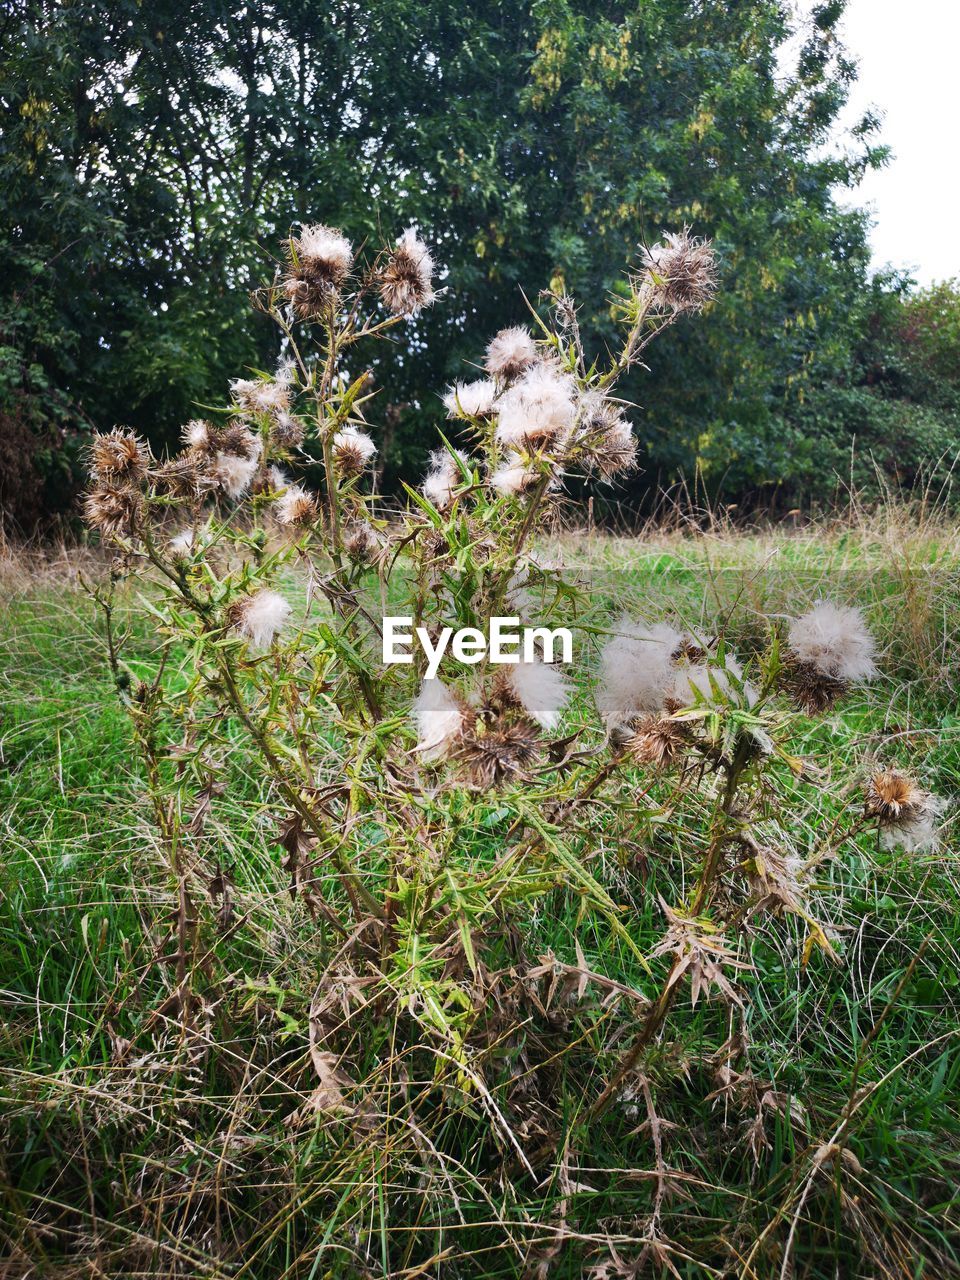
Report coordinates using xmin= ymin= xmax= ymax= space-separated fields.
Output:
xmin=587 ymin=737 xmax=755 ymax=1121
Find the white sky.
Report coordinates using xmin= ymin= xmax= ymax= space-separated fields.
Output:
xmin=817 ymin=0 xmax=960 ymax=286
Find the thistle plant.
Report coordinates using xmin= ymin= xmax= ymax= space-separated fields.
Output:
xmin=82 ymin=220 xmax=944 ymax=1262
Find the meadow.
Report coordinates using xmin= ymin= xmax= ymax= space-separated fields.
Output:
xmin=2 ymin=505 xmax=959 ymax=1279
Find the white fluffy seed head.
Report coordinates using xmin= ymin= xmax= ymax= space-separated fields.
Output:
xmin=274 ymin=483 xmax=317 ymax=525
xmin=414 ymin=679 xmax=465 ymax=761
xmin=508 ymin=660 xmax=569 ymax=731
xmin=296 ymin=224 xmax=354 ymax=279
xmin=596 ymin=620 xmax=684 ymax=732
xmin=495 ymin=364 xmax=576 ymax=447
xmin=231 ymin=377 xmax=290 ymax=417
xmin=489 ymin=452 xmax=541 ymax=497
xmin=880 ymin=793 xmax=946 ymax=852
xmin=788 ymin=601 xmax=878 ymax=683
xmin=332 ymin=426 xmax=377 ymax=474
xmin=380 ymin=228 xmax=436 ymax=316
xmin=169 ymin=528 xmax=197 ymax=555
xmin=213 ymin=449 xmax=260 ymax=499
xmin=233 ymin=589 xmax=292 ymax=652
xmin=442 ymin=379 xmax=498 ymax=420
xmin=183 ymin=418 xmax=213 ymax=450
xmin=484 ymin=326 xmax=538 ymax=380
xmin=421 ymin=448 xmax=468 ymax=510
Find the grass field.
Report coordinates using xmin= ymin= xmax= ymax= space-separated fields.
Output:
xmin=2 ymin=511 xmax=959 ymax=1278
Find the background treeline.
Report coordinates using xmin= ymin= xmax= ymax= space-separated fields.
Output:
xmin=2 ymin=0 xmax=959 ymax=531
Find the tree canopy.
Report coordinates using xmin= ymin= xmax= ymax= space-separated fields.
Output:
xmin=4 ymin=0 xmax=954 ymax=530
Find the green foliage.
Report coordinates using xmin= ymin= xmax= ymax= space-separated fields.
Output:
xmin=2 ymin=0 xmax=929 ymax=527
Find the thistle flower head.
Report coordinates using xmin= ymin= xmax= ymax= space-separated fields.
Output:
xmin=625 ymin=715 xmax=687 ymax=768
xmin=866 ymin=769 xmax=945 ymax=852
xmin=274 ymin=483 xmax=318 ymax=526
xmin=273 ymin=411 xmax=305 ymax=448
xmin=495 ymin=364 xmax=577 ymax=447
xmin=576 ymin=391 xmax=637 ymax=480
xmin=414 ymin=678 xmax=467 ymax=762
xmin=342 ymin=520 xmax=384 ymax=563
xmin=442 ymin=378 xmax=498 ymax=420
xmin=421 ymin=448 xmax=468 ymax=511
xmin=183 ymin=419 xmax=215 ymax=454
xmin=596 ymin=620 xmax=684 ymax=733
xmin=379 ymin=228 xmax=435 ymax=317
xmin=332 ymin=426 xmax=376 ymax=476
xmin=484 ymin=326 xmax=537 ymax=380
xmin=152 ymin=455 xmax=210 ymax=499
xmin=83 ymin=484 xmax=143 ymax=539
xmin=489 ymin=451 xmax=548 ymax=498
xmin=231 ymin=377 xmax=291 ymax=418
xmin=212 ymin=448 xmax=260 ymax=499
xmin=228 ymin=589 xmax=291 ymax=652
xmin=456 ymin=720 xmax=540 ymax=788
xmin=89 ymin=428 xmax=149 ymax=481
xmin=506 ymin=659 xmax=570 ymax=731
xmin=284 ymin=224 xmax=353 ymax=317
xmin=788 ymin=601 xmax=877 ymax=684
xmin=640 ymin=228 xmax=717 ymax=313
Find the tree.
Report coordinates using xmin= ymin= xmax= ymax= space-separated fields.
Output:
xmin=0 ymin=0 xmax=898 ymax=527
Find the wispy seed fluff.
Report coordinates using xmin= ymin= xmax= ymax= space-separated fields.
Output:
xmin=640 ymin=228 xmax=717 ymax=314
xmin=788 ymin=601 xmax=877 ymax=684
xmin=229 ymin=589 xmax=292 ymax=652
xmin=284 ymin=224 xmax=354 ymax=317
xmin=489 ymin=451 xmax=545 ymax=498
xmin=495 ymin=364 xmax=577 ymax=447
xmin=414 ymin=679 xmax=466 ymax=762
xmin=508 ymin=660 xmax=569 ymax=731
xmin=332 ymin=426 xmax=376 ymax=476
xmin=212 ymin=439 xmax=261 ymax=499
xmin=275 ymin=483 xmax=318 ymax=526
xmin=380 ymin=228 xmax=435 ymax=317
xmin=231 ymin=377 xmax=291 ymax=418
xmin=442 ymin=379 xmax=498 ymax=420
xmin=596 ymin=621 xmax=684 ymax=733
xmin=866 ymin=769 xmax=946 ymax=853
xmin=422 ymin=448 xmax=468 ymax=510
xmin=484 ymin=326 xmax=538 ymax=380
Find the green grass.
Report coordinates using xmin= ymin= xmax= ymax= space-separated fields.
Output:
xmin=2 ymin=522 xmax=960 ymax=1278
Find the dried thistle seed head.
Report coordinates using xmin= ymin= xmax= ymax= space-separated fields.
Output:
xmin=284 ymin=224 xmax=353 ymax=317
xmin=489 ymin=451 xmax=553 ymax=498
xmin=421 ymin=447 xmax=469 ymax=511
xmin=379 ymin=228 xmax=435 ymax=317
xmin=151 ymin=455 xmax=211 ymax=499
xmin=332 ymin=426 xmax=376 ymax=477
xmin=182 ymin=418 xmax=216 ymax=455
xmin=342 ymin=520 xmax=384 ymax=563
xmin=456 ymin=719 xmax=541 ymax=788
xmin=83 ymin=483 xmax=143 ymax=538
xmin=485 ymin=325 xmax=538 ymax=380
xmin=624 ymin=715 xmax=687 ymax=768
xmin=505 ymin=660 xmax=570 ymax=731
xmin=866 ymin=769 xmax=945 ymax=852
xmin=226 ymin=589 xmax=291 ymax=651
xmin=495 ymin=364 xmax=577 ymax=447
xmin=212 ymin=448 xmax=259 ymax=499
xmin=274 ymin=483 xmax=317 ymax=526
xmin=89 ymin=428 xmax=149 ymax=481
xmin=783 ymin=656 xmax=847 ymax=714
xmin=788 ymin=601 xmax=877 ymax=685
xmin=596 ymin=620 xmax=684 ymax=733
xmin=219 ymin=421 xmax=259 ymax=459
xmin=865 ymin=769 xmax=925 ymax=823
xmin=442 ymin=379 xmax=497 ymax=420
xmin=231 ymin=377 xmax=291 ymax=418
xmin=273 ymin=410 xmax=305 ymax=448
xmin=640 ymin=228 xmax=717 ymax=313
xmin=414 ymin=678 xmax=468 ymax=762
xmin=576 ymin=393 xmax=638 ymax=480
